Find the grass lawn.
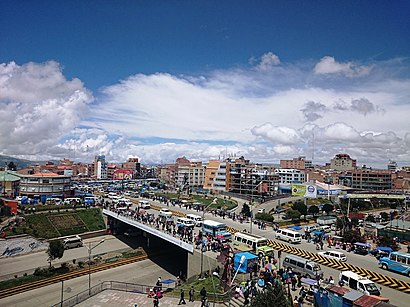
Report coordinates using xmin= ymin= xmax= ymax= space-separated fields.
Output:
xmin=5 ymin=208 xmax=105 ymax=239
xmin=169 ymin=276 xmax=226 ymax=301
xmin=156 ymin=192 xmax=237 ymax=211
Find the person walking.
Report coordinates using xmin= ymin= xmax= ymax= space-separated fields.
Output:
xmin=200 ymin=287 xmax=207 ymax=307
xmin=189 ymin=286 xmax=195 ymax=302
xmin=178 ymin=288 xmax=186 ymax=305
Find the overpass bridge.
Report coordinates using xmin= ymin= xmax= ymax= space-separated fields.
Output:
xmin=103 ymin=209 xmax=217 ymax=280
xmin=103 ymin=209 xmax=194 ymax=253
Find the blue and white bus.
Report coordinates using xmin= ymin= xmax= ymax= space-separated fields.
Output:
xmin=202 ymin=220 xmax=231 ymax=241
xmin=379 ymin=251 xmax=410 ymax=276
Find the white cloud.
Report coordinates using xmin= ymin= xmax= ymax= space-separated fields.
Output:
xmin=314 ymin=56 xmax=371 ymax=77
xmin=0 ymin=61 xmax=92 ymax=157
xmin=1 ymin=56 xmax=409 ymax=168
xmin=256 ymin=52 xmax=281 ymax=71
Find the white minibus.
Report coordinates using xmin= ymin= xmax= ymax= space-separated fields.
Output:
xmin=63 ymin=235 xmax=83 ymax=249
xmin=275 ymin=228 xmax=302 ymax=243
xmin=186 ymin=214 xmax=203 ymax=227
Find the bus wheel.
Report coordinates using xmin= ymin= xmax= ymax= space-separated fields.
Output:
xmin=381 ymin=263 xmax=388 ymax=270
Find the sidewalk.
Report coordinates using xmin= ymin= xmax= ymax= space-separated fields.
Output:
xmin=76 ymin=290 xmax=217 ymax=307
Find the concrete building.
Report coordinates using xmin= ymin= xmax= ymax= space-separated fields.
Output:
xmin=280 ymin=156 xmax=312 ymax=170
xmin=330 ymin=154 xmax=357 ymax=171
xmin=122 ymin=157 xmax=141 ymax=178
xmin=203 ymin=160 xmax=220 ymax=191
xmin=274 ymin=168 xmax=305 ymax=184
xmin=0 ymin=171 xmax=20 ymax=198
xmin=94 ymin=155 xmax=108 ymax=179
xmin=18 ymin=171 xmax=72 ymax=200
xmin=347 ymin=168 xmax=392 ymax=190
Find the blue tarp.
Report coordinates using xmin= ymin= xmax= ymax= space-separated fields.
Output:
xmin=288 ymin=225 xmax=302 ymax=231
xmin=233 ymin=252 xmax=258 ymax=273
xmin=376 ymin=246 xmax=393 ymax=252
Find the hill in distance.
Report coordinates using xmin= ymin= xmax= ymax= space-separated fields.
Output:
xmin=0 ymin=155 xmax=37 ymax=169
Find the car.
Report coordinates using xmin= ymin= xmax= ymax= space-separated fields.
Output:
xmin=159 ymin=208 xmax=172 ymax=215
xmin=139 ymin=200 xmax=150 ymax=209
xmin=257 ymin=208 xmax=266 ymax=214
xmin=318 ymin=250 xmax=347 ymax=262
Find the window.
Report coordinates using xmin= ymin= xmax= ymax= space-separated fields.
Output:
xmin=349 ymin=279 xmax=357 ymax=289
xmin=290 ymin=259 xmax=296 ymax=265
xmin=297 ymin=262 xmax=304 ymax=268
xmin=306 ymin=264 xmax=312 ymax=271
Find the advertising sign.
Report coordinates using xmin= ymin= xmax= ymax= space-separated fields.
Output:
xmin=291 ymin=184 xmax=306 ymax=197
xmin=304 ymin=184 xmax=317 ymax=198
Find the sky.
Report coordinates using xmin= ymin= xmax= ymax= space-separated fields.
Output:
xmin=1 ymin=1 xmax=410 ymax=168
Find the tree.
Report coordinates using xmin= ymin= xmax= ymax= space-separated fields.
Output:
xmin=241 ymin=203 xmax=251 ymax=217
xmin=336 ymin=217 xmax=344 ymax=230
xmin=286 ymin=209 xmax=301 ymax=221
xmin=380 ymin=212 xmax=389 ymax=221
xmin=308 ymin=205 xmax=319 ymax=216
xmin=7 ymin=161 xmax=17 ymax=171
xmin=365 ymin=214 xmax=375 ymax=223
xmin=255 ymin=212 xmax=274 ymax=223
xmin=343 ymin=229 xmax=365 ymax=244
xmin=252 ymin=284 xmax=291 ymax=307
xmin=47 ymin=240 xmax=65 ymax=267
xmin=292 ymin=201 xmax=307 ymax=218
xmin=377 ymin=236 xmax=399 ymax=250
xmin=322 ymin=203 xmax=334 ymax=215
xmin=350 ymin=216 xmax=359 ymax=227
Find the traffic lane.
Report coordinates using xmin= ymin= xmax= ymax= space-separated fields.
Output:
xmin=0 ymin=235 xmax=129 ymax=277
xmin=279 ymin=250 xmax=407 ymax=307
xmin=140 ymin=200 xmax=410 ymax=283
xmin=249 ymin=226 xmax=410 ymax=283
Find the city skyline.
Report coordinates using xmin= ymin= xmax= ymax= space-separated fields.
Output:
xmin=1 ymin=1 xmax=409 ymax=168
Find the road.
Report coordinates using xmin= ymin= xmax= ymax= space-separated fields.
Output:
xmin=0 ymin=235 xmax=130 ymax=280
xmin=0 ymin=257 xmax=180 ymax=307
xmin=140 ymin=197 xmax=410 ymax=284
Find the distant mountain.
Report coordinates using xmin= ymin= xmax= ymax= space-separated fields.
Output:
xmin=0 ymin=155 xmax=35 ymax=169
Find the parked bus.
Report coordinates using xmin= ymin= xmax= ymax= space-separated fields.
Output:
xmin=202 ymin=220 xmax=231 ymax=241
xmin=232 ymin=232 xmax=274 ymax=257
xmin=379 ymin=251 xmax=410 ymax=276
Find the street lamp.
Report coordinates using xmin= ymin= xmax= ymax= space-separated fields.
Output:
xmin=84 ymin=238 xmax=105 ymax=295
xmin=229 ymin=255 xmax=246 ymax=307
xmin=200 ymin=203 xmax=213 ymax=279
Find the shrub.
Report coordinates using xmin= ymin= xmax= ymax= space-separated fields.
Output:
xmin=255 ymin=213 xmax=274 ymax=223
xmin=78 ymin=261 xmax=85 ymax=268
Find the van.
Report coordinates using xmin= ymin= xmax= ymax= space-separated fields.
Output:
xmin=63 ymin=235 xmax=83 ymax=249
xmin=318 ymin=250 xmax=347 ymax=262
xmin=283 ymin=255 xmax=323 ymax=279
xmin=317 ymin=225 xmax=331 ymax=233
xmin=176 ymin=217 xmax=196 ymax=229
xmin=339 ymin=271 xmax=380 ymax=296
xmin=304 ymin=225 xmax=319 ymax=233
xmin=186 ymin=214 xmax=203 ymax=227
xmin=275 ymin=229 xmax=302 ymax=243
xmin=139 ymin=200 xmax=150 ymax=209
xmin=159 ymin=208 xmax=173 ymax=222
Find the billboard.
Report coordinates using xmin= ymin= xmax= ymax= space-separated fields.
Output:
xmin=304 ymin=184 xmax=317 ymax=198
xmin=291 ymin=184 xmax=306 ymax=197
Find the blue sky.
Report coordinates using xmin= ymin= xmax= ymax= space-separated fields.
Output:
xmin=1 ymin=1 xmax=410 ymax=167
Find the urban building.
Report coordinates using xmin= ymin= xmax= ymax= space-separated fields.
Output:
xmin=203 ymin=160 xmax=220 ymax=191
xmin=0 ymin=171 xmax=20 ymax=198
xmin=280 ymin=156 xmax=312 ymax=170
xmin=94 ymin=155 xmax=108 ymax=179
xmin=18 ymin=171 xmax=72 ymax=200
xmin=347 ymin=168 xmax=392 ymax=190
xmin=387 ymin=160 xmax=398 ymax=171
xmin=157 ymin=164 xmax=176 ymax=187
xmin=274 ymin=168 xmax=305 ymax=184
xmin=330 ymin=154 xmax=357 ymax=171
xmin=122 ymin=157 xmax=141 ymax=178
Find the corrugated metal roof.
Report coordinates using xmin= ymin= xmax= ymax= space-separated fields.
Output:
xmin=353 ymin=295 xmax=382 ymax=307
xmin=329 ymin=285 xmax=350 ymax=296
xmin=343 ymin=289 xmax=364 ymax=301
xmin=0 ymin=171 xmax=20 ymax=181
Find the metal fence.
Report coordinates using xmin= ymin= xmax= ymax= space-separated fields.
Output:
xmin=51 ymin=281 xmax=149 ymax=307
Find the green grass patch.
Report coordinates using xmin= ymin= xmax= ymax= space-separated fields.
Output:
xmin=121 ymin=250 xmax=144 ymax=258
xmin=5 ymin=208 xmax=105 ymax=239
xmin=0 ymin=275 xmax=44 ymax=291
xmin=76 ymin=208 xmax=105 ymax=231
xmin=168 ymin=276 xmax=225 ymax=301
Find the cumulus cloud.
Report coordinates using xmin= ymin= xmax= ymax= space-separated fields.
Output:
xmin=300 ymin=101 xmax=327 ymax=121
xmin=0 ymin=61 xmax=92 ymax=157
xmin=314 ymin=56 xmax=371 ymax=77
xmin=1 ymin=56 xmax=409 ymax=168
xmin=256 ymin=52 xmax=281 ymax=71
